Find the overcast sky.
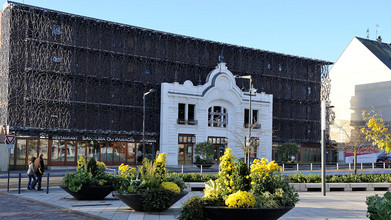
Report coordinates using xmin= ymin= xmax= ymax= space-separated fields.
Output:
xmin=1 ymin=0 xmax=390 ymax=64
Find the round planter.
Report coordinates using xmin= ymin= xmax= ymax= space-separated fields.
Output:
xmin=204 ymin=205 xmax=294 ymax=220
xmin=194 ymin=163 xmax=215 ymax=169
xmin=113 ymin=191 xmax=188 ymax=212
xmin=59 ymin=185 xmax=114 ymax=200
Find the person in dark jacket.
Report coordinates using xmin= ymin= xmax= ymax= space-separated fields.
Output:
xmin=33 ymin=154 xmax=45 ymax=191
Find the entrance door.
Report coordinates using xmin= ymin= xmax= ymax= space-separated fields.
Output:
xmin=178 ymin=134 xmax=195 ymax=165
xmin=208 ymin=137 xmax=228 ymax=163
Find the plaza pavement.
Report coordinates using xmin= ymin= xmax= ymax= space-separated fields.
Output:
xmin=0 ymin=187 xmax=384 ymax=220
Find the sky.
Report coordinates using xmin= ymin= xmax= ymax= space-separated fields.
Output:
xmin=1 ymin=0 xmax=390 ymax=64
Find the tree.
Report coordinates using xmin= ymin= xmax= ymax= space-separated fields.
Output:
xmin=194 ymin=141 xmax=214 ymax=164
xmin=332 ymin=120 xmax=370 ymax=175
xmin=361 ymin=109 xmax=391 ymax=153
xmin=277 ymin=142 xmax=298 ymax=163
xmin=229 ymin=120 xmax=266 ymax=167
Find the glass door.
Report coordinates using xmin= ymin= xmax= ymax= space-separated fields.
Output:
xmin=178 ymin=134 xmax=195 ymax=165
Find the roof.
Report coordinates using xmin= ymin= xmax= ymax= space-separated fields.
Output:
xmin=356 ymin=36 xmax=391 ymax=70
xmin=4 ymin=1 xmax=332 ymax=65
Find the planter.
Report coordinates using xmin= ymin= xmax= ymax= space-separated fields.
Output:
xmin=59 ymin=185 xmax=114 ymax=200
xmin=194 ymin=163 xmax=215 ymax=169
xmin=204 ymin=205 xmax=294 ymax=220
xmin=113 ymin=191 xmax=188 ymax=212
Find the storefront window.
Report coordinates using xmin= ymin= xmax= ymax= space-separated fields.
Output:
xmin=128 ymin=143 xmax=136 ymax=164
xmin=66 ymin=141 xmax=76 ymax=162
xmin=40 ymin=139 xmax=49 ymax=165
xmin=52 ymin=140 xmax=65 ymax=162
xmin=87 ymin=141 xmax=100 ymax=161
xmin=77 ymin=141 xmax=86 ymax=160
xmin=16 ymin=139 xmax=26 ymax=166
xmin=27 ymin=140 xmax=38 ymax=160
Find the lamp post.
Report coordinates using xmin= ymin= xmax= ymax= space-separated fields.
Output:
xmin=234 ymin=75 xmax=253 ymax=167
xmin=143 ymin=88 xmax=155 ymax=160
xmin=321 ymin=100 xmax=334 ymax=196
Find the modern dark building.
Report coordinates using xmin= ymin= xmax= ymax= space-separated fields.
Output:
xmin=0 ymin=1 xmax=332 ymax=169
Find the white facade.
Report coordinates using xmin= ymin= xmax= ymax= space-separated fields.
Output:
xmin=160 ymin=62 xmax=273 ymax=165
xmin=329 ymin=37 xmax=391 ymax=144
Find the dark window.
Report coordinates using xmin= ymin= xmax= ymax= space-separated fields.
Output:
xmin=188 ymin=104 xmax=195 ymax=123
xmin=178 ymin=103 xmax=185 ymax=124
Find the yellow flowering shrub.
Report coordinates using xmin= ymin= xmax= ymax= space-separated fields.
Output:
xmin=77 ymin=156 xmax=87 ymax=172
xmin=96 ymin=161 xmax=107 ymax=170
xmin=118 ymin=163 xmax=137 ymax=179
xmin=155 ymin=152 xmax=168 ymax=182
xmin=216 ymin=148 xmax=234 ymax=198
xmin=250 ymin=158 xmax=283 ymax=195
xmin=225 ymin=190 xmax=255 ymax=208
xmin=161 ymin=182 xmax=180 ymax=193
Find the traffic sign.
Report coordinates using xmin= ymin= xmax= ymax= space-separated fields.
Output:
xmin=5 ymin=135 xmax=15 ymax=144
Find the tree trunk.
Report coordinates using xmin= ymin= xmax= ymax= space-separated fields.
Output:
xmin=353 ymin=152 xmax=357 ymax=175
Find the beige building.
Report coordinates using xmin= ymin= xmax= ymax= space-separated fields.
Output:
xmin=329 ymin=36 xmax=391 ymax=162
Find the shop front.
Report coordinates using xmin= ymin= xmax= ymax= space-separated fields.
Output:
xmin=9 ymin=136 xmax=158 ymax=169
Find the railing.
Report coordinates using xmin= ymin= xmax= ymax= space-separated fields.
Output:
xmin=177 ymin=119 xmax=198 ymax=125
xmin=278 ymin=162 xmax=391 ymax=171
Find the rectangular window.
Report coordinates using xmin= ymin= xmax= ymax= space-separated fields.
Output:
xmin=244 ymin=109 xmax=259 ymax=128
xmin=188 ymin=104 xmax=195 ymax=123
xmin=244 ymin=109 xmax=249 ymax=128
xmin=178 ymin=103 xmax=185 ymax=124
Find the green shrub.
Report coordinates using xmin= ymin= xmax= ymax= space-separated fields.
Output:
xmin=366 ymin=192 xmax=391 ymax=220
xmin=288 ymin=173 xmax=391 ymax=184
xmin=62 ymin=171 xmax=93 ymax=192
xmin=232 ymin=160 xmax=251 ymax=191
xmin=165 ymin=175 xmax=187 ymax=192
xmin=178 ymin=196 xmax=224 ymax=220
xmin=143 ymin=188 xmax=174 ymax=212
xmin=168 ymin=173 xmax=218 ymax=182
xmin=87 ymin=158 xmax=99 ymax=176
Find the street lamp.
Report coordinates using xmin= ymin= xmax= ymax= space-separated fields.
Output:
xmin=234 ymin=75 xmax=253 ymax=167
xmin=143 ymin=88 xmax=155 ymax=160
xmin=321 ymin=101 xmax=334 ymax=196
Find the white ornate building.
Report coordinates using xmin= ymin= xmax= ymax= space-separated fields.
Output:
xmin=160 ymin=62 xmax=273 ymax=165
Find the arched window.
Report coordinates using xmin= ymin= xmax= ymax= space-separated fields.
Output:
xmin=208 ymin=106 xmax=228 ymax=127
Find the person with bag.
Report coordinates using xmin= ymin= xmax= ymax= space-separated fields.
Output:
xmin=27 ymin=157 xmax=37 ymax=190
xmin=33 ymin=154 xmax=45 ymax=191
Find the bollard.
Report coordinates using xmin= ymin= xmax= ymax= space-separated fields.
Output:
xmin=372 ymin=163 xmax=374 ymax=169
xmin=297 ymin=163 xmax=299 ymax=171
xmin=181 ymin=165 xmax=183 ymax=174
xmin=384 ymin=163 xmax=386 ymax=169
xmin=282 ymin=164 xmax=285 ymax=171
xmin=200 ymin=165 xmax=203 ymax=174
xmin=349 ymin=163 xmax=351 ymax=170
xmin=361 ymin=163 xmax=363 ymax=169
xmin=18 ymin=173 xmax=21 ymax=194
xmin=47 ymin=173 xmax=49 ymax=194
xmin=337 ymin=163 xmax=339 ymax=170
xmin=310 ymin=163 xmax=313 ymax=171
xmin=7 ymin=169 xmax=10 ymax=191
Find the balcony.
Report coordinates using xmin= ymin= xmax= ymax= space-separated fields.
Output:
xmin=244 ymin=123 xmax=261 ymax=129
xmin=177 ymin=119 xmax=198 ymax=125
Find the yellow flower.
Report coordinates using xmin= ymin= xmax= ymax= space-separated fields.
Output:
xmin=161 ymin=182 xmax=180 ymax=193
xmin=225 ymin=191 xmax=255 ymax=208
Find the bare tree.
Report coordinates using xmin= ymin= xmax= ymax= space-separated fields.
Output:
xmin=331 ymin=121 xmax=372 ymax=175
xmin=229 ymin=118 xmax=271 ymax=167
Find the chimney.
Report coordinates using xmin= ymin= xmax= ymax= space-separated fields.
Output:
xmin=377 ymin=35 xmax=382 ymax=44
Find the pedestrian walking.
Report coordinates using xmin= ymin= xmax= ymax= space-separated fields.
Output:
xmin=27 ymin=157 xmax=36 ymax=190
xmin=33 ymin=154 xmax=45 ymax=191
